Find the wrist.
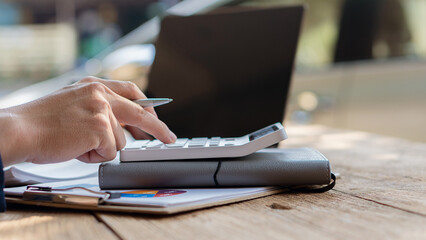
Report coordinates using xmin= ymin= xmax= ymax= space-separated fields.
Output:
xmin=0 ymin=108 xmax=28 ymax=166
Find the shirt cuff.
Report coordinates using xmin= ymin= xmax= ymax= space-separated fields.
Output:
xmin=0 ymin=154 xmax=6 ymax=212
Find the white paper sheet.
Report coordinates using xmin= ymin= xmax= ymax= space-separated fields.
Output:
xmin=4 ymin=160 xmax=99 ymax=187
xmin=5 ymin=177 xmax=279 ymax=209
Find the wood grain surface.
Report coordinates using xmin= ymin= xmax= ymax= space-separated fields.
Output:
xmin=283 ymin=125 xmax=426 ymax=216
xmin=0 ymin=205 xmax=117 ymax=240
xmin=1 ymin=125 xmax=425 ymax=240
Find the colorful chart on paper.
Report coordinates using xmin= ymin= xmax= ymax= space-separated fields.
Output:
xmin=120 ymin=190 xmax=186 ymax=198
xmin=54 ymin=184 xmax=186 ymax=198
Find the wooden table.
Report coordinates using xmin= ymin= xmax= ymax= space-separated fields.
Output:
xmin=1 ymin=125 xmax=425 ymax=239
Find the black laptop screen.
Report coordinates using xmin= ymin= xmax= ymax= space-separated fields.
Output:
xmin=147 ymin=6 xmax=304 ymax=138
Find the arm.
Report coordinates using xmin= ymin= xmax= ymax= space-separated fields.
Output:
xmin=0 ymin=77 xmax=176 ymax=167
xmin=0 ymin=154 xmax=5 ymax=212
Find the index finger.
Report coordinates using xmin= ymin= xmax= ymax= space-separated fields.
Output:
xmin=77 ymin=77 xmax=158 ymax=117
xmin=106 ymin=91 xmax=176 ymax=144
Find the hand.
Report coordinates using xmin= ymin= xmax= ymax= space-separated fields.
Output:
xmin=0 ymin=77 xmax=176 ymax=167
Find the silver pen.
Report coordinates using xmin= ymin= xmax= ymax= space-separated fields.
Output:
xmin=133 ymin=98 xmax=173 ymax=108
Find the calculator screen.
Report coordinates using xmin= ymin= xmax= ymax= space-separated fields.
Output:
xmin=249 ymin=125 xmax=278 ymax=141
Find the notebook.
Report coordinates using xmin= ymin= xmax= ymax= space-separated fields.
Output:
xmin=147 ymin=6 xmax=304 ymax=138
xmin=5 ymin=148 xmax=335 ymax=214
xmin=100 ymin=148 xmax=331 ymax=189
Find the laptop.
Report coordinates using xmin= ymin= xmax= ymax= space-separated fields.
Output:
xmin=147 ymin=5 xmax=304 ymax=138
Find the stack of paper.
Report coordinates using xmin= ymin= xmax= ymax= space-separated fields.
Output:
xmin=5 ymin=177 xmax=283 ymax=214
xmin=4 ymin=160 xmax=99 ymax=187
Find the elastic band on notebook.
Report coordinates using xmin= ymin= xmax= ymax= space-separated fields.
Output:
xmin=288 ymin=173 xmax=336 ymax=193
xmin=213 ymin=160 xmax=222 ymax=186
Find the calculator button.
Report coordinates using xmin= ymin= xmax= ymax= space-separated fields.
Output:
xmin=146 ymin=140 xmax=164 ymax=149
xmin=188 ymin=143 xmax=206 ymax=147
xmin=188 ymin=145 xmax=204 ymax=148
xmin=191 ymin=137 xmax=208 ymax=141
xmin=209 ymin=142 xmax=220 ymax=146
xmin=165 ymin=138 xmax=188 ymax=148
xmin=126 ymin=140 xmax=150 ymax=149
xmin=188 ymin=138 xmax=208 ymax=147
xmin=209 ymin=137 xmax=221 ymax=146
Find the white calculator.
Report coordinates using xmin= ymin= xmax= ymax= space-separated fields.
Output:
xmin=120 ymin=123 xmax=288 ymax=162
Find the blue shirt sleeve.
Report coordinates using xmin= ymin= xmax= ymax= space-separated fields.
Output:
xmin=0 ymin=154 xmax=6 ymax=212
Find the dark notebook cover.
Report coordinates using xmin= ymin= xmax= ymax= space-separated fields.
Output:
xmin=99 ymin=148 xmax=331 ymax=189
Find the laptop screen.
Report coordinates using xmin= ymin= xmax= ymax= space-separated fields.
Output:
xmin=147 ymin=6 xmax=304 ymax=138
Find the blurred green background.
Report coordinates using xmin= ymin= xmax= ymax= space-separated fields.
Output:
xmin=0 ymin=0 xmax=425 ymax=142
